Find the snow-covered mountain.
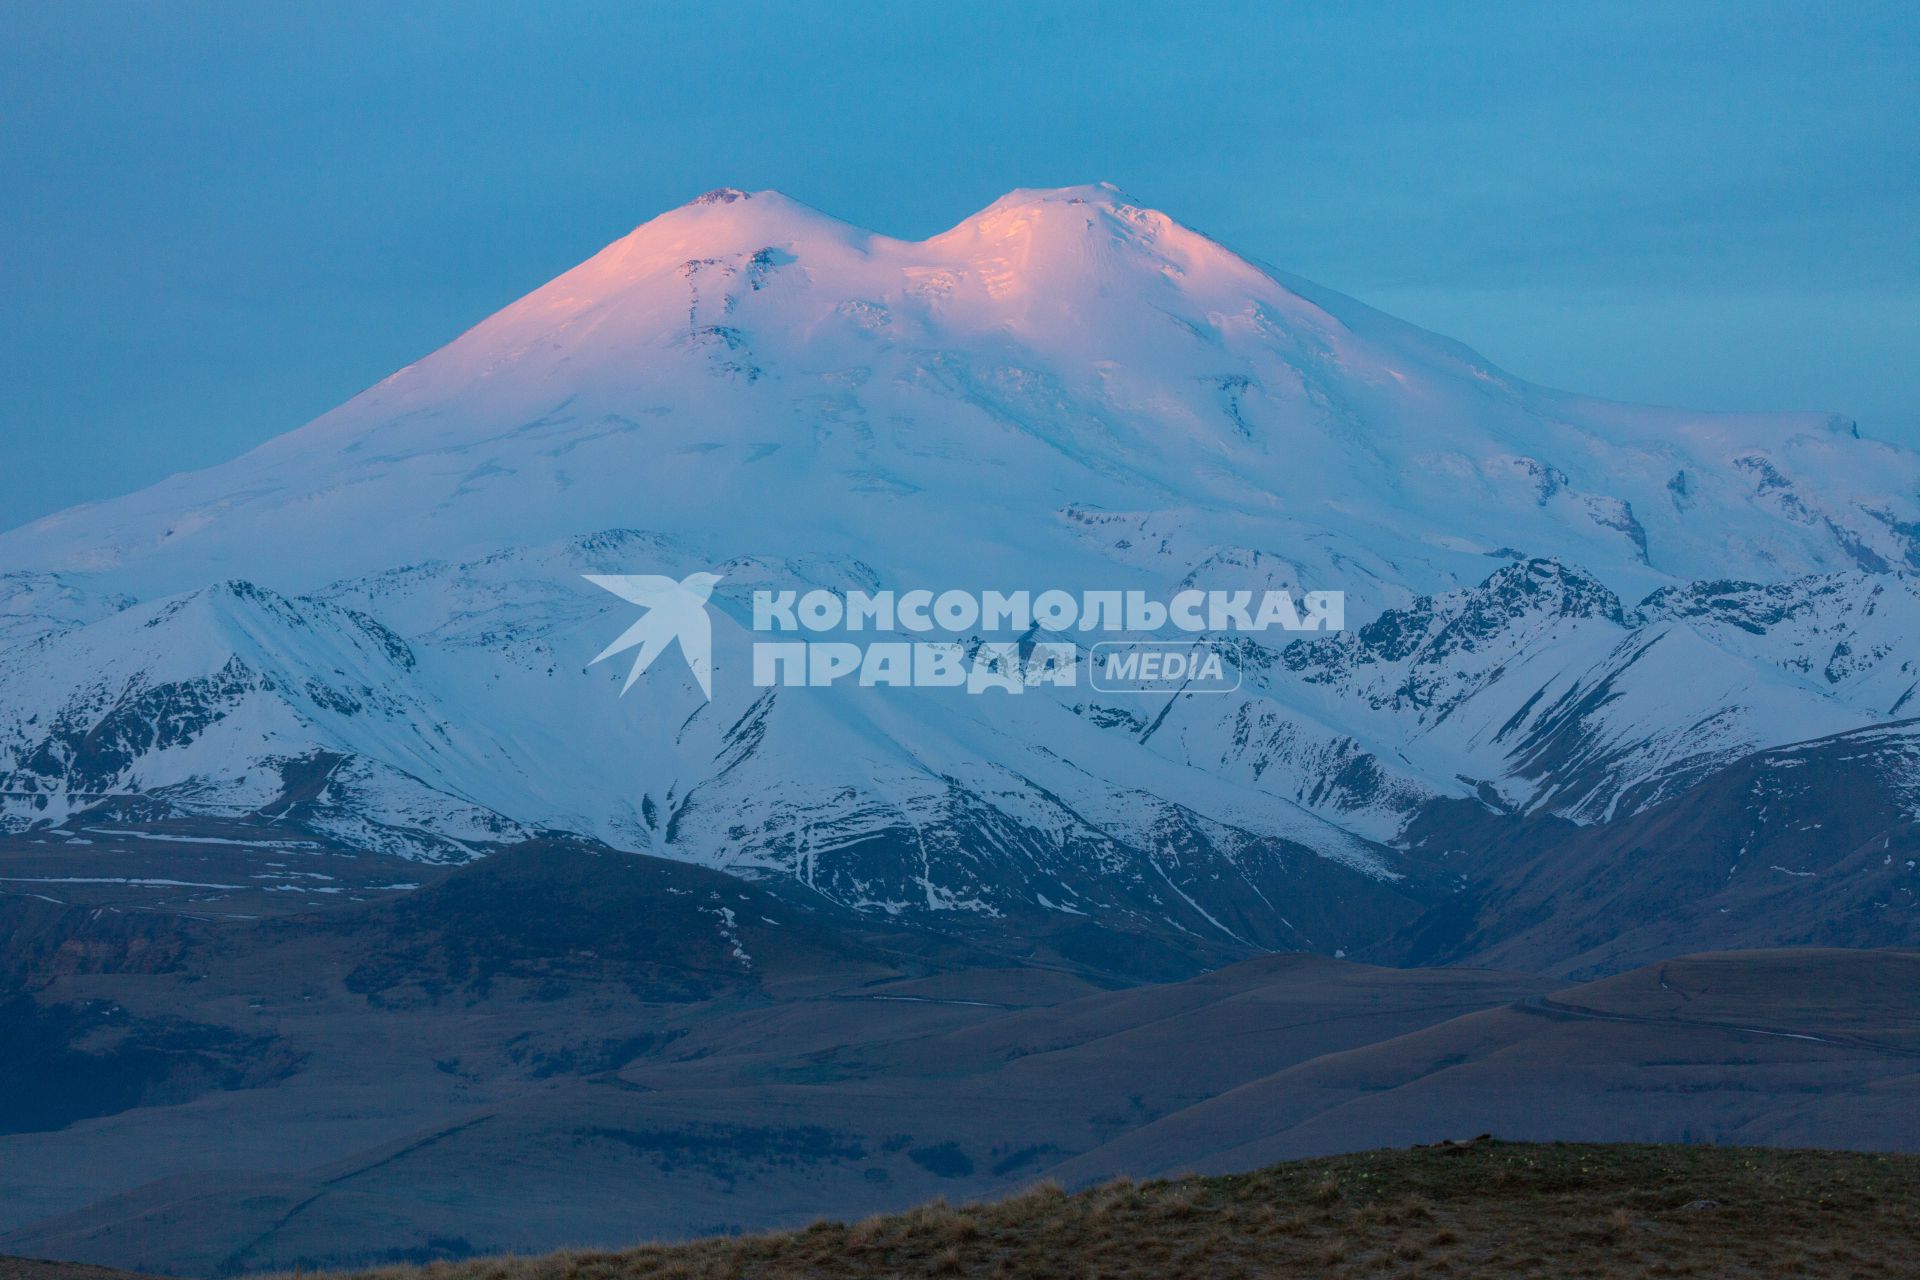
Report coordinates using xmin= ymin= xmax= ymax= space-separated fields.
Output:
xmin=7 ymin=184 xmax=1915 ymax=601
xmin=3 ymin=184 xmax=1917 ymax=958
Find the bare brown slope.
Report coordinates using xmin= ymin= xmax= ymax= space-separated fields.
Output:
xmin=1051 ymin=949 xmax=1920 ymax=1183
xmin=281 ymin=1141 xmax=1920 ymax=1280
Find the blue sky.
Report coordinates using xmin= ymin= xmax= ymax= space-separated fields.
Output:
xmin=2 ymin=1 xmax=1915 ymax=527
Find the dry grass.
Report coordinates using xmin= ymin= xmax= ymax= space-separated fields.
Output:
xmin=284 ymin=1141 xmax=1920 ymax=1280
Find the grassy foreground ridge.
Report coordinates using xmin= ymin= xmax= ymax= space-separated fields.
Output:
xmin=292 ymin=1141 xmax=1920 ymax=1280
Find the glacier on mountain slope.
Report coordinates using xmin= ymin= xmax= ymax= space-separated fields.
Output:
xmin=1 ymin=184 xmax=1917 ymax=946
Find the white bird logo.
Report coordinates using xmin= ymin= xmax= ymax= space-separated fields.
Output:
xmin=584 ymin=571 xmax=724 ymax=699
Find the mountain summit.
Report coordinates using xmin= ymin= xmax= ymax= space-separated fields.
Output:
xmin=4 ymin=185 xmax=1913 ymax=604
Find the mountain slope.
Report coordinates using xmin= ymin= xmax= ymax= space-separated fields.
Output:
xmin=1388 ymin=720 xmax=1920 ymax=974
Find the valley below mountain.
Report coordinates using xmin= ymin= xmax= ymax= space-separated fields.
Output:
xmin=0 ymin=827 xmax=1916 ymax=1274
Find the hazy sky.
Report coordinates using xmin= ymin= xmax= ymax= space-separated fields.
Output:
xmin=2 ymin=1 xmax=1915 ymax=527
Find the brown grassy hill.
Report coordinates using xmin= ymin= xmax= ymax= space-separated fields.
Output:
xmin=282 ymin=1140 xmax=1920 ymax=1280
xmin=0 ymin=1261 xmax=163 ymax=1280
